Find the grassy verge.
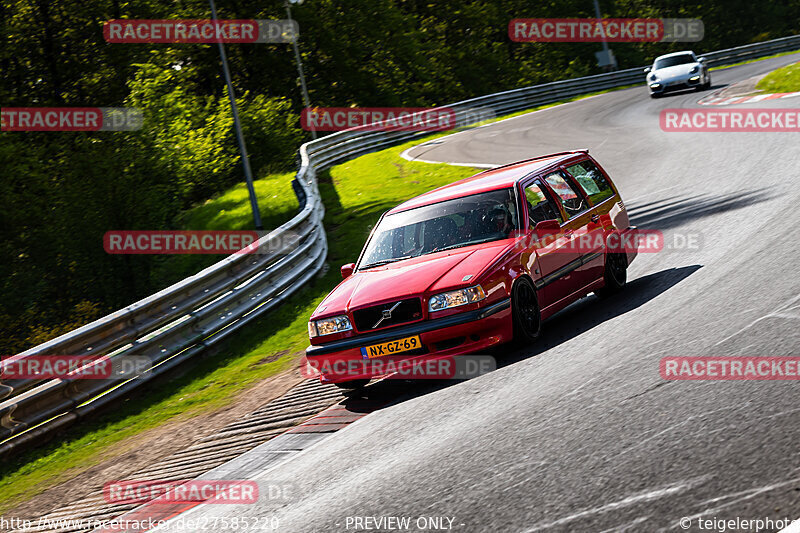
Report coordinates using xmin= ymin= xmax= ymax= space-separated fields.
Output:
xmin=151 ymin=172 xmax=299 ymax=288
xmin=0 ymin=85 xmax=634 ymax=514
xmin=756 ymin=60 xmax=800 ymax=92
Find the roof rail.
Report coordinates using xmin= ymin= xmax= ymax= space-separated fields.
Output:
xmin=476 ymin=149 xmax=588 ymax=174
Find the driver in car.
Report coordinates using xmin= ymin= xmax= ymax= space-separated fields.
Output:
xmin=486 ymin=207 xmax=512 ymax=236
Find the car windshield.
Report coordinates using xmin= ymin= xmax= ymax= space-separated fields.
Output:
xmin=359 ymin=188 xmax=519 ymax=269
xmin=654 ymin=54 xmax=696 ymax=69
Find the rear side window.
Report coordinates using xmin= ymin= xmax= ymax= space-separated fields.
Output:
xmin=543 ymin=171 xmax=588 ymax=219
xmin=524 ymin=182 xmax=562 ymax=225
xmin=565 ymin=160 xmax=614 ymax=205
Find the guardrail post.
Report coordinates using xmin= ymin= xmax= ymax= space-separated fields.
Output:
xmin=291 ymin=178 xmax=308 ymax=210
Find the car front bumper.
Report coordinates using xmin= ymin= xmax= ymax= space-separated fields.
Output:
xmin=304 ymin=298 xmax=512 ymax=383
xmin=648 ymin=73 xmax=702 ymax=94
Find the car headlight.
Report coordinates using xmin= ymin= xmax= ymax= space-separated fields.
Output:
xmin=648 ymin=74 xmax=657 ymax=82
xmin=689 ymin=65 xmax=699 ymax=74
xmin=428 ymin=285 xmax=487 ymax=312
xmin=309 ymin=315 xmax=352 ymax=338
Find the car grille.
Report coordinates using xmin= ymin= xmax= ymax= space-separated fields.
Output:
xmin=352 ymin=298 xmax=423 ymax=332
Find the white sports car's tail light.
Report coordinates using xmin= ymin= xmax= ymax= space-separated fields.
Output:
xmin=428 ymin=285 xmax=486 ymax=312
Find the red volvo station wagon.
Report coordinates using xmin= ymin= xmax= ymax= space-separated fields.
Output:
xmin=305 ymin=150 xmax=638 ymax=388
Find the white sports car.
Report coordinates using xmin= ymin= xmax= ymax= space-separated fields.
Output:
xmin=644 ymin=51 xmax=711 ymax=98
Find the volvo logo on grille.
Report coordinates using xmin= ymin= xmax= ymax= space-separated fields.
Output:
xmin=373 ymin=301 xmax=402 ymax=329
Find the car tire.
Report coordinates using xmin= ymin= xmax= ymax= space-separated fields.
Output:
xmin=649 ymin=92 xmax=660 ymax=99
xmin=334 ymin=379 xmax=370 ymax=391
xmin=512 ymin=277 xmax=541 ymax=344
xmin=704 ymin=76 xmax=712 ymax=89
xmin=595 ymin=252 xmax=627 ymax=299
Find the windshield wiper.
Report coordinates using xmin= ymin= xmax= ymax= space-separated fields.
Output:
xmin=359 ymin=255 xmax=413 ymax=269
xmin=432 ymin=237 xmax=499 ymax=253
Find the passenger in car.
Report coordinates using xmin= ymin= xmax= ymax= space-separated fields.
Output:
xmin=424 ymin=217 xmax=458 ymax=251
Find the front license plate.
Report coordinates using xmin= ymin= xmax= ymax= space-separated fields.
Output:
xmin=361 ymin=335 xmax=421 ymax=359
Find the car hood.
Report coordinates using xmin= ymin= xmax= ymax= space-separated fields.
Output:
xmin=313 ymin=241 xmax=513 ymax=318
xmin=652 ymin=63 xmax=699 ymax=79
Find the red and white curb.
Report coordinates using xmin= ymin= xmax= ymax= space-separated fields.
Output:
xmin=699 ymin=91 xmax=800 ymax=106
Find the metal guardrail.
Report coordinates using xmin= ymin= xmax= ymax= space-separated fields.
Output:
xmin=2 ymin=33 xmax=799 ymax=456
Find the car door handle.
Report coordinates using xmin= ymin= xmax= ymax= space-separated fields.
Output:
xmin=563 ymin=229 xmax=574 ymax=238
xmin=590 ymin=214 xmax=600 ymax=223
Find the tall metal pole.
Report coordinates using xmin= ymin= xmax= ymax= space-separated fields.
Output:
xmin=593 ymin=0 xmax=615 ymax=71
xmin=209 ymin=0 xmax=263 ymax=230
xmin=285 ymin=1 xmax=316 ymax=139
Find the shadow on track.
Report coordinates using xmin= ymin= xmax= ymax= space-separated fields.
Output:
xmin=334 ymin=264 xmax=702 ymax=413
xmin=496 ymin=264 xmax=702 ymax=367
xmin=627 ymin=189 xmax=772 ymax=230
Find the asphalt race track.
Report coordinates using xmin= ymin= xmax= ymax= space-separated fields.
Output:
xmin=153 ymin=53 xmax=800 ymax=532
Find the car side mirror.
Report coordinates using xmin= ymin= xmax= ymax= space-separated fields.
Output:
xmin=643 ymin=66 xmax=651 ymax=74
xmin=534 ymin=219 xmax=561 ymax=234
xmin=341 ymin=263 xmax=355 ymax=279
xmin=698 ymin=57 xmax=707 ymax=63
